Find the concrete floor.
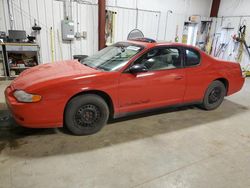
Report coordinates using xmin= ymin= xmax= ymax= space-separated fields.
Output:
xmin=0 ymin=79 xmax=250 ymax=188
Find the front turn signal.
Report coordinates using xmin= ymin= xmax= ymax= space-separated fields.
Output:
xmin=32 ymin=95 xmax=42 ymax=102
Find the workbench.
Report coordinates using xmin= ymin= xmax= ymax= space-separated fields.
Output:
xmin=0 ymin=42 xmax=40 ymax=79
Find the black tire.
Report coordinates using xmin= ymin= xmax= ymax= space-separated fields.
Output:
xmin=201 ymin=80 xmax=226 ymax=110
xmin=64 ymin=94 xmax=109 ymax=135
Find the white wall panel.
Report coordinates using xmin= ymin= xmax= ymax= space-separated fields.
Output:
xmin=187 ymin=0 xmax=212 ymax=17
xmin=106 ymin=6 xmax=137 ymax=42
xmin=219 ymin=0 xmax=250 ymax=17
xmin=137 ymin=10 xmax=160 ymax=40
xmin=52 ymin=0 xmax=63 ymax=61
xmin=164 ymin=13 xmax=186 ymax=42
xmin=137 ymin=0 xmax=212 ymax=17
xmin=72 ymin=2 xmax=80 ymax=56
xmin=0 ymin=0 xmax=212 ymax=63
xmin=37 ymin=0 xmax=50 ymax=63
xmin=106 ymin=7 xmax=160 ymax=41
xmin=106 ymin=0 xmax=212 ymax=42
xmin=12 ymin=0 xmax=23 ymax=29
xmin=115 ymin=0 xmax=136 ymax=9
xmin=0 ymin=0 xmax=98 ymax=63
xmin=85 ymin=4 xmax=98 ymax=55
xmin=0 ymin=0 xmax=7 ymax=31
xmin=19 ymin=0 xmax=31 ymax=32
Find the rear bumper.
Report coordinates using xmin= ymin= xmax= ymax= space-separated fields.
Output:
xmin=5 ymin=86 xmax=62 ymax=128
xmin=227 ymin=76 xmax=245 ymax=96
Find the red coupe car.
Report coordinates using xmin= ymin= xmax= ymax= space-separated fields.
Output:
xmin=5 ymin=38 xmax=245 ymax=135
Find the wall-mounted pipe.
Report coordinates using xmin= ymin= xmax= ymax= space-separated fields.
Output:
xmin=164 ymin=10 xmax=173 ymax=40
xmin=63 ymin=0 xmax=73 ymax=20
xmin=135 ymin=0 xmax=138 ymax=28
xmin=7 ymin=0 xmax=14 ymax=29
xmin=210 ymin=0 xmax=221 ymax=17
xmin=98 ymin=0 xmax=106 ymax=50
xmin=106 ymin=5 xmax=160 ymax=14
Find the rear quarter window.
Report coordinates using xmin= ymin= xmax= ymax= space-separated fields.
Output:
xmin=185 ymin=49 xmax=200 ymax=67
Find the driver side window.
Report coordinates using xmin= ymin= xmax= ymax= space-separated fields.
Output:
xmin=135 ymin=47 xmax=182 ymax=71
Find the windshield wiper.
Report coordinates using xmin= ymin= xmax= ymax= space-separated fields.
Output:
xmin=83 ymin=63 xmax=92 ymax=68
xmin=83 ymin=63 xmax=106 ymax=71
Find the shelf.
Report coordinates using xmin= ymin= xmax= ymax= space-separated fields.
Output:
xmin=1 ymin=42 xmax=38 ymax=46
xmin=6 ymin=45 xmax=38 ymax=52
xmin=0 ymin=43 xmax=40 ymax=78
xmin=10 ymin=67 xmax=32 ymax=70
xmin=9 ymin=75 xmax=19 ymax=78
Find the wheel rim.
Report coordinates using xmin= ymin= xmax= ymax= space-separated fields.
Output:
xmin=208 ymin=87 xmax=222 ymax=104
xmin=74 ymin=104 xmax=101 ymax=127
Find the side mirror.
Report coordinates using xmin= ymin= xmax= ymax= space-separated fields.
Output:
xmin=129 ymin=64 xmax=148 ymax=74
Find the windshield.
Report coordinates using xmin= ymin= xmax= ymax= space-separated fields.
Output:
xmin=80 ymin=42 xmax=144 ymax=71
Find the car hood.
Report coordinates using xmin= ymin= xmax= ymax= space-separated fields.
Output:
xmin=11 ymin=60 xmax=100 ymax=90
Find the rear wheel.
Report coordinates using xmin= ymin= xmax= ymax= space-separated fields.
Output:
xmin=201 ymin=81 xmax=226 ymax=110
xmin=64 ymin=94 xmax=109 ymax=135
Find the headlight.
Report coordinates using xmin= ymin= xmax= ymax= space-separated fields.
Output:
xmin=13 ymin=90 xmax=42 ymax=103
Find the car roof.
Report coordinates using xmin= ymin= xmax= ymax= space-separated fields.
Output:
xmin=126 ymin=39 xmax=201 ymax=52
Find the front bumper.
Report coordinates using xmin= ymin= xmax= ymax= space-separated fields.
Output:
xmin=4 ymin=86 xmax=62 ymax=128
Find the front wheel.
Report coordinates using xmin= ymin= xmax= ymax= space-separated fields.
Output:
xmin=64 ymin=94 xmax=109 ymax=135
xmin=201 ymin=81 xmax=226 ymax=110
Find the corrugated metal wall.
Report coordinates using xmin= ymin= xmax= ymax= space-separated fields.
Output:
xmin=1 ymin=0 xmax=226 ymax=68
xmin=106 ymin=6 xmax=161 ymax=42
xmin=0 ymin=0 xmax=98 ymax=63
xmin=0 ymin=0 xmax=169 ymax=64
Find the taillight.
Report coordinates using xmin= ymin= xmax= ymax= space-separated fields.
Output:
xmin=241 ymin=68 xmax=246 ymax=78
xmin=237 ymin=64 xmax=246 ymax=78
xmin=242 ymin=71 xmax=247 ymax=78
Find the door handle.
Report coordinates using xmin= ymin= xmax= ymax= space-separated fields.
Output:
xmin=174 ymin=75 xmax=184 ymax=80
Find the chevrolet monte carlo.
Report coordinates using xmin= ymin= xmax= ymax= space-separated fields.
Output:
xmin=5 ymin=38 xmax=245 ymax=135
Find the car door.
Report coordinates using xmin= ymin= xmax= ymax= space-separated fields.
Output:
xmin=118 ymin=46 xmax=186 ymax=114
xmin=182 ymin=48 xmax=208 ymax=103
